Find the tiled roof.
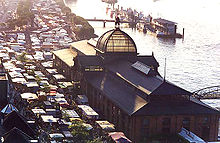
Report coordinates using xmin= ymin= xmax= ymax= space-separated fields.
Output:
xmin=3 ymin=111 xmax=36 ymax=138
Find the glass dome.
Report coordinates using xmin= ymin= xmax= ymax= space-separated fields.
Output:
xmin=96 ymin=28 xmax=137 ymax=53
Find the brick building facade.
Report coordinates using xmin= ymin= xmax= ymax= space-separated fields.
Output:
xmin=55 ymin=27 xmax=220 ymax=142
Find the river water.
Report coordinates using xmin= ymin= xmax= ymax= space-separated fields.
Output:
xmin=65 ymin=0 xmax=220 ymax=92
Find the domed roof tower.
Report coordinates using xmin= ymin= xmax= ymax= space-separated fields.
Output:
xmin=95 ymin=28 xmax=138 ymax=63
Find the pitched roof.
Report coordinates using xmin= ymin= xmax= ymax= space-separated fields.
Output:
xmin=3 ymin=127 xmax=33 ymax=143
xmin=53 ymin=48 xmax=77 ymax=67
xmin=137 ymin=56 xmax=159 ymax=67
xmin=106 ymin=60 xmax=163 ymax=96
xmin=3 ymin=111 xmax=36 ymax=138
xmin=83 ymin=60 xmax=220 ymax=116
xmin=85 ymin=72 xmax=147 ymax=116
xmin=71 ymin=40 xmax=96 ymax=56
xmin=106 ymin=60 xmax=192 ymax=97
xmin=150 ymin=80 xmax=192 ymax=96
xmin=1 ymin=104 xmax=18 ymax=114
xmin=154 ymin=18 xmax=177 ymax=25
xmin=133 ymin=98 xmax=220 ymax=116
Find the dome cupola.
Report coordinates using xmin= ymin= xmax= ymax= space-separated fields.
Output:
xmin=96 ymin=28 xmax=137 ymax=54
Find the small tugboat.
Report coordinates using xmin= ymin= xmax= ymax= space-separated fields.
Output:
xmin=144 ymin=18 xmax=183 ymax=38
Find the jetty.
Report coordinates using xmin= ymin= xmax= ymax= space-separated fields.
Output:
xmin=85 ymin=18 xmax=144 ymax=28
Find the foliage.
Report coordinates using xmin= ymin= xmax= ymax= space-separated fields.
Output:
xmin=40 ymin=84 xmax=51 ymax=93
xmin=86 ymin=138 xmax=103 ymax=143
xmin=16 ymin=52 xmax=28 ymax=62
xmin=7 ymin=0 xmax=34 ymax=29
xmin=27 ymin=69 xmax=35 ymax=76
xmin=69 ymin=120 xmax=90 ymax=142
xmin=69 ymin=120 xmax=101 ymax=143
xmin=29 ymin=100 xmax=44 ymax=109
xmin=54 ymin=0 xmax=65 ymax=8
xmin=62 ymin=6 xmax=71 ymax=15
xmin=73 ymin=16 xmax=94 ymax=39
xmin=0 ymin=23 xmax=6 ymax=27
xmin=62 ymin=112 xmax=70 ymax=122
xmin=54 ymin=0 xmax=94 ymax=39
xmin=35 ymin=75 xmax=42 ymax=84
xmin=17 ymin=0 xmax=32 ymax=18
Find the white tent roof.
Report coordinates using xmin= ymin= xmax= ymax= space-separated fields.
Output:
xmin=41 ymin=115 xmax=58 ymax=123
xmin=20 ymin=93 xmax=38 ymax=100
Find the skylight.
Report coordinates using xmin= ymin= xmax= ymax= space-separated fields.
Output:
xmin=131 ymin=61 xmax=151 ymax=75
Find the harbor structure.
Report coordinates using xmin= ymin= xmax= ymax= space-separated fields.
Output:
xmin=0 ymin=0 xmax=219 ymax=142
xmin=143 ymin=18 xmax=183 ymax=38
xmin=67 ymin=27 xmax=219 ymax=142
xmin=0 ymin=0 xmax=132 ymax=142
xmin=153 ymin=18 xmax=177 ymax=35
xmin=52 ymin=40 xmax=97 ymax=81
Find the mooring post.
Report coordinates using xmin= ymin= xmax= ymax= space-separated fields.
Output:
xmin=103 ymin=20 xmax=106 ymax=28
xmin=182 ymin=28 xmax=185 ymax=39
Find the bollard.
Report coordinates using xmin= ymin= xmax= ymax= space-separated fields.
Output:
xmin=103 ymin=21 xmax=106 ymax=28
xmin=182 ymin=28 xmax=185 ymax=39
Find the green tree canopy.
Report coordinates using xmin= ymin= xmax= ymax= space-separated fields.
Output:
xmin=16 ymin=52 xmax=28 ymax=62
xmin=69 ymin=120 xmax=102 ymax=143
xmin=7 ymin=0 xmax=34 ymax=29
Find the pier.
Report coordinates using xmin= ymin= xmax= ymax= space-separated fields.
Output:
xmin=86 ymin=18 xmax=143 ymax=28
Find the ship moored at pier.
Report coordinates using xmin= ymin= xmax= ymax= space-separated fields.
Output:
xmin=141 ymin=17 xmax=183 ymax=38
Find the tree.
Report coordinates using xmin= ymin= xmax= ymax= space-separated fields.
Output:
xmin=16 ymin=52 xmax=28 ymax=62
xmin=62 ymin=7 xmax=71 ymax=16
xmin=40 ymin=84 xmax=51 ymax=93
xmin=69 ymin=120 xmax=102 ymax=143
xmin=54 ymin=0 xmax=94 ymax=39
xmin=69 ymin=120 xmax=91 ymax=142
xmin=73 ymin=16 xmax=94 ymax=39
xmin=0 ymin=22 xmax=6 ymax=27
xmin=86 ymin=138 xmax=103 ymax=143
xmin=7 ymin=0 xmax=35 ymax=29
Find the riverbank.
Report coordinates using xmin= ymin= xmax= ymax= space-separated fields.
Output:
xmin=55 ymin=0 xmax=97 ymax=40
xmin=64 ymin=0 xmax=220 ymax=92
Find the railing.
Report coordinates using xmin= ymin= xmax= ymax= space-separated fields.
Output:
xmin=85 ymin=19 xmax=145 ymax=23
xmin=86 ymin=19 xmax=130 ymax=23
xmin=192 ymin=85 xmax=220 ymax=99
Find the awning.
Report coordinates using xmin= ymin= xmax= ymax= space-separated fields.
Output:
xmin=32 ymin=109 xmax=46 ymax=114
xmin=20 ymin=93 xmax=38 ymax=100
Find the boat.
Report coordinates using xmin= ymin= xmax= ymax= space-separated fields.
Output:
xmin=144 ymin=18 xmax=183 ymax=38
